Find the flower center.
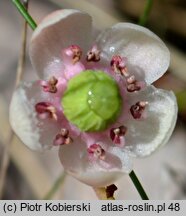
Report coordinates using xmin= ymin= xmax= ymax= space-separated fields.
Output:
xmin=61 ymin=70 xmax=122 ymax=131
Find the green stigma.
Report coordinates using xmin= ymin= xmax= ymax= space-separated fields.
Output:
xmin=62 ymin=70 xmax=122 ymax=131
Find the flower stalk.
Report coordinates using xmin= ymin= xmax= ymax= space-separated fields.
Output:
xmin=139 ymin=0 xmax=153 ymax=26
xmin=44 ymin=173 xmax=66 ymax=200
xmin=15 ymin=0 xmax=29 ymax=87
xmin=12 ymin=0 xmax=37 ymax=30
xmin=129 ymin=170 xmax=149 ymax=200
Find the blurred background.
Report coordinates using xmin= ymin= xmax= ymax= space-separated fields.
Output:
xmin=0 ymin=0 xmax=186 ymax=200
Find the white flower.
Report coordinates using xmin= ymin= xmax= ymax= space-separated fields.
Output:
xmin=9 ymin=9 xmax=177 ymax=187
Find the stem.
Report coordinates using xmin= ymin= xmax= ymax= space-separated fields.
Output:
xmin=12 ymin=0 xmax=37 ymax=30
xmin=15 ymin=0 xmax=29 ymax=87
xmin=139 ymin=0 xmax=153 ymax=26
xmin=0 ymin=0 xmax=29 ymax=199
xmin=44 ymin=173 xmax=66 ymax=200
xmin=129 ymin=170 xmax=149 ymax=200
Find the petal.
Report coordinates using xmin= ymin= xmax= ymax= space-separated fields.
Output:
xmin=96 ymin=23 xmax=170 ymax=84
xmin=125 ymin=85 xmax=177 ymax=157
xmin=59 ymin=137 xmax=132 ymax=187
xmin=9 ymin=81 xmax=63 ymax=151
xmin=30 ymin=9 xmax=92 ymax=79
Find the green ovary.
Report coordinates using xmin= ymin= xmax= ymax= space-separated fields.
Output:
xmin=62 ymin=70 xmax=122 ymax=131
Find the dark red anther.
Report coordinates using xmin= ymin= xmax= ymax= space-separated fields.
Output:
xmin=130 ymin=101 xmax=148 ymax=119
xmin=41 ymin=76 xmax=58 ymax=93
xmin=110 ymin=56 xmax=123 ymax=67
xmin=127 ymin=84 xmax=141 ymax=92
xmin=111 ymin=55 xmax=128 ymax=77
xmin=53 ymin=134 xmax=65 ymax=146
xmin=35 ymin=102 xmax=51 ymax=114
xmin=35 ymin=102 xmax=57 ymax=120
xmin=53 ymin=128 xmax=72 ymax=146
xmin=86 ymin=45 xmax=101 ymax=62
xmin=110 ymin=126 xmax=127 ymax=144
xmin=70 ymin=45 xmax=82 ymax=64
xmin=87 ymin=144 xmax=105 ymax=160
xmin=126 ymin=75 xmax=141 ymax=92
xmin=60 ymin=128 xmax=69 ymax=137
xmin=64 ymin=137 xmax=73 ymax=145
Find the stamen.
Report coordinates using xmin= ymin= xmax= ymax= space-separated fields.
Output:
xmin=127 ymin=75 xmax=136 ymax=84
xmin=53 ymin=134 xmax=65 ymax=146
xmin=41 ymin=76 xmax=58 ymax=93
xmin=127 ymin=75 xmax=141 ymax=92
xmin=87 ymin=144 xmax=105 ymax=160
xmin=110 ymin=55 xmax=129 ymax=77
xmin=64 ymin=137 xmax=73 ymax=145
xmin=35 ymin=102 xmax=57 ymax=120
xmin=53 ymin=128 xmax=73 ymax=146
xmin=60 ymin=128 xmax=69 ymax=137
xmin=130 ymin=101 xmax=148 ymax=119
xmin=47 ymin=106 xmax=58 ymax=120
xmin=86 ymin=45 xmax=100 ymax=62
xmin=64 ymin=45 xmax=82 ymax=64
xmin=110 ymin=56 xmax=142 ymax=92
xmin=110 ymin=125 xmax=127 ymax=144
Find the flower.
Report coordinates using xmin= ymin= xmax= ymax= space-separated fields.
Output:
xmin=9 ymin=9 xmax=177 ymax=187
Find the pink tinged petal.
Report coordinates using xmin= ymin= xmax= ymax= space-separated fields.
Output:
xmin=96 ymin=23 xmax=170 ymax=84
xmin=61 ymin=45 xmax=86 ymax=80
xmin=42 ymin=59 xmax=65 ymax=80
xmin=59 ymin=138 xmax=132 ymax=187
xmin=125 ymin=85 xmax=177 ymax=157
xmin=30 ymin=9 xmax=92 ymax=79
xmin=64 ymin=62 xmax=85 ymax=80
xmin=9 ymin=82 xmax=63 ymax=151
